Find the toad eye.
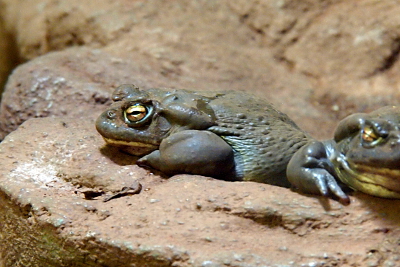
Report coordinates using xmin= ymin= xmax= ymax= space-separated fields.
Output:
xmin=124 ymin=104 xmax=150 ymax=123
xmin=361 ymin=126 xmax=383 ymax=146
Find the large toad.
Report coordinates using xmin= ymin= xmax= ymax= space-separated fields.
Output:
xmin=96 ymin=84 xmax=400 ymax=203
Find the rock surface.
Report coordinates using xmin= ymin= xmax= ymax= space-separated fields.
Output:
xmin=2 ymin=0 xmax=400 ymax=117
xmin=1 ymin=0 xmax=399 ymax=140
xmin=0 ymin=47 xmax=166 ymax=139
xmin=0 ymin=44 xmax=319 ymax=139
xmin=1 ymin=0 xmax=400 ymax=266
xmin=1 ymin=117 xmax=400 ymax=266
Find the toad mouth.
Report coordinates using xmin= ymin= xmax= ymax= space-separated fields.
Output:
xmin=103 ymin=137 xmax=158 ymax=156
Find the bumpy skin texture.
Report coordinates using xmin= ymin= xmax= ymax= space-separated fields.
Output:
xmin=97 ymin=85 xmax=400 ymax=202
xmin=288 ymin=106 xmax=400 ymax=203
xmin=96 ymin=84 xmax=311 ymax=187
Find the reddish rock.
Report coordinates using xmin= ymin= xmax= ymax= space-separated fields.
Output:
xmin=1 ymin=0 xmax=400 ymax=266
xmin=0 ymin=44 xmax=320 ymax=139
xmin=0 ymin=47 xmax=177 ymax=139
xmin=283 ymin=1 xmax=400 ymax=116
xmin=2 ymin=1 xmax=400 ymax=117
xmin=229 ymin=0 xmax=400 ymax=117
xmin=0 ymin=116 xmax=399 ymax=266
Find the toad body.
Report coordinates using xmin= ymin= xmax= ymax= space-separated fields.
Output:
xmin=96 ymin=85 xmax=400 ymax=203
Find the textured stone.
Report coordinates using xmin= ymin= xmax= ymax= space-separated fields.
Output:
xmin=229 ymin=0 xmax=400 ymax=117
xmin=283 ymin=1 xmax=400 ymax=116
xmin=0 ymin=47 xmax=174 ymax=139
xmin=2 ymin=0 xmax=400 ymax=119
xmin=1 ymin=0 xmax=400 ymax=266
xmin=0 ymin=117 xmax=399 ymax=266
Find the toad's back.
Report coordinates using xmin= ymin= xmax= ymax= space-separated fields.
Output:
xmin=205 ymin=91 xmax=311 ymax=186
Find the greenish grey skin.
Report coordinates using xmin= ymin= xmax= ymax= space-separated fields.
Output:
xmin=288 ymin=106 xmax=400 ymax=202
xmin=96 ymin=84 xmax=400 ymax=203
xmin=96 ymin=84 xmax=310 ymax=188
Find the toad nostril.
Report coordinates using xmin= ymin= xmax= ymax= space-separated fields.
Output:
xmin=107 ymin=110 xmax=116 ymax=119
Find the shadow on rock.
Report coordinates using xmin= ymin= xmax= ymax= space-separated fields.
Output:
xmin=99 ymin=144 xmax=140 ymax=166
xmin=354 ymin=192 xmax=400 ymax=226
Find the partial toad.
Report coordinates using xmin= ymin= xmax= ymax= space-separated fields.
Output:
xmin=288 ymin=106 xmax=400 ymax=201
xmin=96 ymin=84 xmax=400 ymax=203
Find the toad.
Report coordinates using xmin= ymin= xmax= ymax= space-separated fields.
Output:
xmin=96 ymin=84 xmax=400 ymax=203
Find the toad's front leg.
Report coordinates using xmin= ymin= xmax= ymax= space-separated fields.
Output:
xmin=137 ymin=130 xmax=237 ymax=180
xmin=286 ymin=140 xmax=350 ymax=204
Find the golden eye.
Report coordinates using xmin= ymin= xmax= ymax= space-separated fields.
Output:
xmin=124 ymin=104 xmax=148 ymax=122
xmin=362 ymin=126 xmax=377 ymax=142
xmin=361 ymin=126 xmax=382 ymax=145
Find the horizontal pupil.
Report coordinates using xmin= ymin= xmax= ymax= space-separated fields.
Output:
xmin=124 ymin=104 xmax=152 ymax=123
xmin=129 ymin=111 xmax=144 ymax=115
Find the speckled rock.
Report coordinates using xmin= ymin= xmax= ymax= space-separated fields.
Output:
xmin=0 ymin=47 xmax=176 ymax=139
xmin=0 ymin=117 xmax=399 ymax=266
